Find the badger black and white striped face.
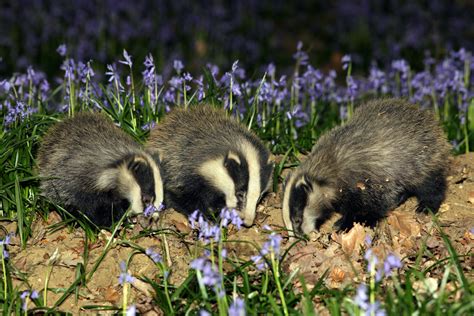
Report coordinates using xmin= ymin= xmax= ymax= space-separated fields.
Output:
xmin=199 ymin=141 xmax=273 ymax=227
xmin=96 ymin=153 xmax=164 ymax=216
xmin=282 ymin=172 xmax=335 ymax=236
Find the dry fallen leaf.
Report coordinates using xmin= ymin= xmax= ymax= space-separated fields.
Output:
xmin=103 ymin=286 xmax=120 ymax=303
xmin=332 ymin=223 xmax=367 ymax=256
xmin=412 ymin=277 xmax=439 ymax=297
xmin=330 ymin=267 xmax=346 ymax=283
xmin=387 ymin=211 xmax=421 ymax=237
xmin=172 ymin=220 xmax=191 ymax=234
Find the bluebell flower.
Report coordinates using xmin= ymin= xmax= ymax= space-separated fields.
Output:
xmin=364 ymin=249 xmax=379 ymax=273
xmin=252 ymin=230 xmax=282 ymax=270
xmin=118 ymin=261 xmax=135 ymax=285
xmin=190 ymin=257 xmax=222 ymax=287
xmin=266 ymin=63 xmax=276 ymax=77
xmin=342 ymin=55 xmax=352 ymax=70
xmin=228 ymin=297 xmax=246 ymax=316
xmin=144 ymin=202 xmax=164 ymax=217
xmin=61 ymin=58 xmax=76 ymax=81
xmin=56 ymin=44 xmax=67 ymax=57
xmin=293 ymin=41 xmax=309 ymax=66
xmin=206 ymin=63 xmax=219 ymax=78
xmin=251 ymin=254 xmax=267 ymax=271
xmin=119 ymin=49 xmax=133 ymax=67
xmin=199 ymin=310 xmax=211 ymax=316
xmin=30 ymin=290 xmax=39 ymax=299
xmin=189 ymin=210 xmax=200 ymax=229
xmin=20 ymin=290 xmax=38 ymax=311
xmin=353 ymin=284 xmax=368 ymax=310
xmin=183 ymin=72 xmax=193 ymax=82
xmin=146 ymin=248 xmax=163 ymax=264
xmin=383 ymin=254 xmax=402 ymax=276
xmin=220 ymin=208 xmax=243 ymax=229
xmin=173 ymin=60 xmax=184 ymax=74
xmin=126 ymin=305 xmax=136 ymax=316
xmin=364 ymin=234 xmax=372 ymax=246
xmin=346 ymin=76 xmax=358 ymax=100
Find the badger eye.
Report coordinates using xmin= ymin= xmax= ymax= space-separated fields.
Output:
xmin=142 ymin=194 xmax=154 ymax=205
xmin=236 ymin=191 xmax=245 ymax=202
xmin=292 ymin=217 xmax=302 ymax=226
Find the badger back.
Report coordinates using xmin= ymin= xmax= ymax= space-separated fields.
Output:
xmin=146 ymin=106 xmax=273 ymax=226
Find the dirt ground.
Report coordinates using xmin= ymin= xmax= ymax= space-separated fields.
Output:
xmin=3 ymin=154 xmax=474 ymax=314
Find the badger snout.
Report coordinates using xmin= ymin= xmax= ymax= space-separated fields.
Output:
xmin=291 ymin=217 xmax=304 ymax=235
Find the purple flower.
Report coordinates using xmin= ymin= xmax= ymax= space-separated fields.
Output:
xmin=364 ymin=235 xmax=372 ymax=246
xmin=189 ymin=210 xmax=200 ymax=229
xmin=221 ymin=248 xmax=227 ymax=259
xmin=199 ymin=310 xmax=211 ymax=316
xmin=231 ymin=60 xmax=239 ymax=73
xmin=61 ymin=58 xmax=76 ymax=81
xmin=354 ymin=284 xmax=368 ymax=310
xmin=106 ymin=64 xmax=125 ymax=92
xmin=342 ymin=55 xmax=352 ymax=70
xmin=183 ymin=72 xmax=193 ymax=82
xmin=190 ymin=257 xmax=222 ymax=287
xmin=251 ymin=254 xmax=267 ymax=270
xmin=364 ymin=249 xmax=379 ymax=273
xmin=293 ymin=41 xmax=309 ymax=66
xmin=144 ymin=202 xmax=165 ymax=217
xmin=0 ymin=79 xmax=11 ymax=93
xmin=383 ymin=254 xmax=402 ymax=276
xmin=220 ymin=208 xmax=243 ymax=229
xmin=56 ymin=44 xmax=67 ymax=57
xmin=346 ymin=76 xmax=358 ymax=100
xmin=126 ymin=305 xmax=136 ymax=316
xmin=206 ymin=63 xmax=219 ymax=78
xmin=267 ymin=63 xmax=276 ymax=77
xmin=144 ymin=54 xmax=154 ymax=68
xmin=30 ymin=290 xmax=39 ymax=299
xmin=188 ymin=210 xmax=221 ymax=244
xmin=118 ymin=261 xmax=135 ymax=285
xmin=119 ymin=49 xmax=133 ymax=67
xmin=228 ymin=297 xmax=246 ymax=316
xmin=20 ymin=291 xmax=29 ymax=311
xmin=173 ymin=60 xmax=184 ymax=74
xmin=252 ymin=231 xmax=283 ymax=270
xmin=146 ymin=248 xmax=163 ymax=264
xmin=19 ymin=290 xmax=38 ymax=311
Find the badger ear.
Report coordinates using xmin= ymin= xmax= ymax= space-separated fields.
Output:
xmin=96 ymin=168 xmax=120 ymax=190
xmin=296 ymin=175 xmax=313 ymax=193
xmin=224 ymin=151 xmax=241 ymax=167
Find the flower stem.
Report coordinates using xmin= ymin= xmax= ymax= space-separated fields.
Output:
xmin=271 ymin=252 xmax=288 ymax=316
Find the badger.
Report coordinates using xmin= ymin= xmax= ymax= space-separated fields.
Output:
xmin=146 ymin=106 xmax=274 ymax=227
xmin=37 ymin=112 xmax=164 ymax=227
xmin=282 ymin=98 xmax=451 ymax=235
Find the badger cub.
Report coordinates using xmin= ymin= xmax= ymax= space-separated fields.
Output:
xmin=146 ymin=106 xmax=273 ymax=227
xmin=37 ymin=112 xmax=164 ymax=227
xmin=283 ymin=98 xmax=451 ymax=235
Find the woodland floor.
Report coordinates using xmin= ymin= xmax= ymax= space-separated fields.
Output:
xmin=3 ymin=154 xmax=474 ymax=314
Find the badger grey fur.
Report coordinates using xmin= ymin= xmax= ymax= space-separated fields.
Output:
xmin=146 ymin=106 xmax=274 ymax=226
xmin=282 ymin=98 xmax=451 ymax=235
xmin=37 ymin=112 xmax=164 ymax=227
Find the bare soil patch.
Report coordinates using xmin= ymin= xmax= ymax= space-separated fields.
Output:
xmin=3 ymin=154 xmax=474 ymax=314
